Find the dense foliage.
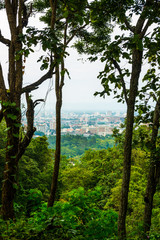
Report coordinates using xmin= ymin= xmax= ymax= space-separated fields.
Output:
xmin=0 ymin=121 xmax=160 ymax=239
xmin=48 ymin=134 xmax=115 ymax=157
xmin=0 ymin=188 xmax=118 ymax=240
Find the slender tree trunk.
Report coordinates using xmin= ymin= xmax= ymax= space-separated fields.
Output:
xmin=143 ymin=97 xmax=160 ymax=238
xmin=48 ymin=61 xmax=64 ymax=207
xmin=47 ymin=0 xmax=59 ymax=207
xmin=118 ymin=49 xmax=143 ymax=239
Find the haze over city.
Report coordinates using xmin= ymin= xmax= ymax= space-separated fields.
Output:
xmin=1 ymin=10 xmax=126 ymax=113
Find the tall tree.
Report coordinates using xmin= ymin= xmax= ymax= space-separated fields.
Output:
xmin=47 ymin=0 xmax=90 ymax=207
xmin=143 ymin=97 xmax=160 ymax=237
xmin=135 ymin=41 xmax=160 ymax=237
xmin=0 ymin=0 xmax=55 ymax=220
xmin=74 ymin=0 xmax=160 ymax=238
xmin=33 ymin=0 xmax=90 ymax=207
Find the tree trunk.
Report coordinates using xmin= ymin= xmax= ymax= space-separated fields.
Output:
xmin=143 ymin=98 xmax=160 ymax=238
xmin=48 ymin=62 xmax=64 ymax=207
xmin=1 ymin=0 xmax=29 ymax=219
xmin=118 ymin=49 xmax=143 ymax=239
xmin=47 ymin=2 xmax=60 ymax=207
xmin=1 ymin=97 xmax=21 ymax=219
xmin=1 ymin=0 xmax=55 ymax=219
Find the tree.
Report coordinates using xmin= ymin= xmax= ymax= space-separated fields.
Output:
xmin=32 ymin=0 xmax=90 ymax=207
xmin=143 ymin=98 xmax=160 ymax=237
xmin=74 ymin=1 xmax=160 ymax=238
xmin=135 ymin=41 xmax=160 ymax=236
xmin=59 ymin=148 xmax=123 ymax=205
xmin=0 ymin=0 xmax=55 ymax=220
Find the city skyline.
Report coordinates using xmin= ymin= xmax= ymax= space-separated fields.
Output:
xmin=30 ymin=109 xmax=125 ymax=137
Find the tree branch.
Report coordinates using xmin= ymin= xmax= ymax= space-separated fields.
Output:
xmin=140 ymin=19 xmax=152 ymax=38
xmin=123 ymin=16 xmax=135 ymax=33
xmin=21 ymin=66 xmax=55 ymax=93
xmin=22 ymin=2 xmax=32 ymax=28
xmin=0 ymin=109 xmax=3 ymax=123
xmin=0 ymin=63 xmax=7 ymax=101
xmin=50 ymin=0 xmax=57 ymax=29
xmin=34 ymin=98 xmax=44 ymax=107
xmin=60 ymin=58 xmax=65 ymax=90
xmin=111 ymin=58 xmax=128 ymax=105
xmin=135 ymin=0 xmax=155 ymax=34
xmin=16 ymin=93 xmax=36 ymax=162
xmin=66 ymin=23 xmax=88 ymax=46
xmin=0 ymin=30 xmax=10 ymax=46
xmin=64 ymin=19 xmax=68 ymax=47
xmin=135 ymin=16 xmax=146 ymax=34
xmin=5 ymin=0 xmax=17 ymax=36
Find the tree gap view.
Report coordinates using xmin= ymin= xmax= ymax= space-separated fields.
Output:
xmin=0 ymin=0 xmax=160 ymax=240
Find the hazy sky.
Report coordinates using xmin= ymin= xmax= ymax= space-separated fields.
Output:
xmin=31 ymin=48 xmax=127 ymax=113
xmin=0 ymin=10 xmax=127 ymax=113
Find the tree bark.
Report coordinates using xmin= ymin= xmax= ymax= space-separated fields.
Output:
xmin=48 ymin=62 xmax=64 ymax=207
xmin=1 ymin=105 xmax=20 ymax=219
xmin=143 ymin=97 xmax=160 ymax=238
xmin=118 ymin=49 xmax=143 ymax=239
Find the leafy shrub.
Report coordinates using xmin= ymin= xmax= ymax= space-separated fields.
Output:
xmin=0 ymin=187 xmax=118 ymax=240
xmin=149 ymin=232 xmax=160 ymax=240
xmin=26 ymin=189 xmax=43 ymax=216
xmin=44 ymin=187 xmax=118 ymax=239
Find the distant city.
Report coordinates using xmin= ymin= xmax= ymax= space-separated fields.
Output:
xmin=22 ymin=110 xmax=126 ymax=137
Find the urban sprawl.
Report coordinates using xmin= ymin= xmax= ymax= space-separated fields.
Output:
xmin=23 ymin=111 xmax=126 ymax=136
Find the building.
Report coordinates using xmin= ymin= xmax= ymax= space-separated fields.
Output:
xmin=36 ymin=123 xmax=46 ymax=134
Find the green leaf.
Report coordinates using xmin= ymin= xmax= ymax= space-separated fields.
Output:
xmin=2 ymin=179 xmax=7 ymax=182
xmin=13 ymin=133 xmax=19 ymax=138
xmin=7 ymin=145 xmax=13 ymax=149
xmin=10 ymin=102 xmax=16 ymax=107
xmin=115 ymin=35 xmax=120 ymax=40
xmin=4 ymin=127 xmax=11 ymax=132
xmin=63 ymin=8 xmax=69 ymax=18
xmin=14 ymin=123 xmax=21 ymax=128
xmin=117 ymin=83 xmax=121 ymax=89
xmin=13 ymin=184 xmax=18 ymax=190
xmin=7 ymin=114 xmax=17 ymax=120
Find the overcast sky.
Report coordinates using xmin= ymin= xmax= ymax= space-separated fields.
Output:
xmin=0 ymin=10 xmax=127 ymax=113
